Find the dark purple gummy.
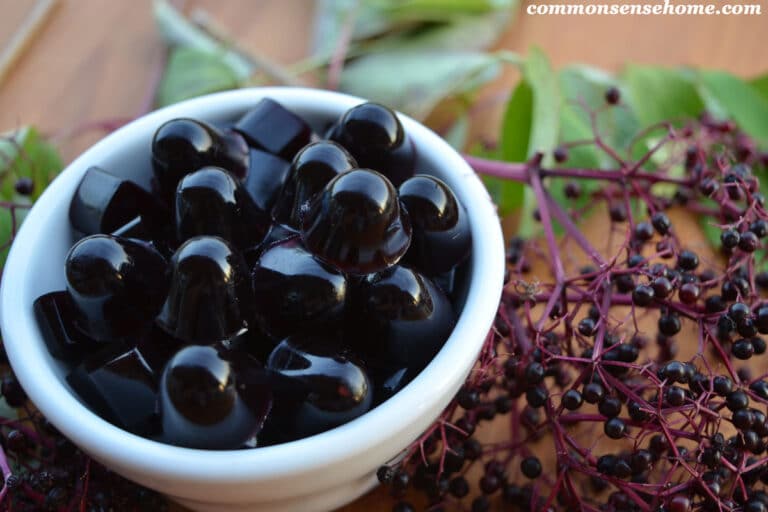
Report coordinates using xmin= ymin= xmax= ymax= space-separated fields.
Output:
xmin=152 ymin=119 xmax=249 ymax=199
xmin=273 ymin=141 xmax=357 ymax=228
xmin=233 ymin=98 xmax=312 ymax=160
xmin=33 ymin=291 xmax=99 ymax=362
xmin=327 ymin=102 xmax=415 ymax=186
xmin=301 ymin=169 xmax=412 ymax=274
xmin=69 ymin=166 xmax=167 ymax=236
xmin=242 ymin=149 xmax=292 ymax=218
xmin=67 ymin=344 xmax=159 ymax=435
xmin=399 ymin=175 xmax=471 ymax=275
xmin=251 ymin=238 xmax=347 ymax=340
xmin=160 ymin=345 xmax=266 ymax=449
xmin=175 ymin=166 xmax=265 ymax=248
xmin=156 ymin=236 xmax=253 ymax=344
xmin=65 ymin=235 xmax=168 ymax=342
xmin=354 ymin=265 xmax=455 ymax=370
xmin=266 ymin=334 xmax=372 ymax=439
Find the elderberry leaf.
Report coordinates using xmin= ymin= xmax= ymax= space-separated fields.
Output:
xmin=153 ymin=0 xmax=253 ymax=80
xmin=156 ymin=47 xmax=241 ymax=107
xmin=750 ymin=73 xmax=768 ymax=102
xmin=339 ymin=51 xmax=500 ymax=120
xmin=699 ymin=217 xmax=723 ymax=250
xmin=0 ymin=127 xmax=61 ymax=266
xmin=697 ymin=70 xmax=768 ymax=147
xmin=0 ymin=127 xmax=63 ymax=202
xmin=623 ymin=65 xmax=705 ymax=127
xmin=499 ymin=48 xmax=560 ymax=237
xmin=444 ymin=113 xmax=470 ymax=151
xmin=486 ymin=79 xmax=530 ymax=217
xmin=312 ymin=0 xmax=514 ymax=59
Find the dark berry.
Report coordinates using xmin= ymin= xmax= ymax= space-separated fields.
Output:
xmin=705 ymin=295 xmax=726 ymax=313
xmin=751 ymin=220 xmax=768 ymax=238
xmin=377 ymin=466 xmax=395 ymax=483
xmin=651 ymin=212 xmax=672 ymax=235
xmin=605 ymin=87 xmax=621 ymax=104
xmin=449 ymin=476 xmax=470 ymax=498
xmin=738 ymin=318 xmax=758 ymax=337
xmin=524 ymin=362 xmax=545 ymax=386
xmin=726 ymin=390 xmax=749 ymax=411
xmin=732 ymin=408 xmax=755 ymax=429
xmin=583 ymin=382 xmax=605 ymax=404
xmin=658 ymin=314 xmax=682 ymax=336
xmin=678 ymin=283 xmax=700 ymax=304
xmin=634 ymin=222 xmax=654 ymax=241
xmin=739 ymin=231 xmax=760 ymax=252
xmin=562 ymin=389 xmax=583 ymax=410
xmin=598 ymin=397 xmax=622 ymax=418
xmin=732 ymin=339 xmax=755 ymax=359
xmin=604 ymin=417 xmax=627 ymax=439
xmin=578 ymin=317 xmax=597 ymax=336
xmin=1 ymin=375 xmax=26 ymax=408
xmin=14 ymin=177 xmax=34 ymax=196
xmin=609 ymin=203 xmax=627 ymax=222
xmin=713 ymin=376 xmax=733 ymax=396
xmin=729 ymin=302 xmax=750 ymax=322
xmin=652 ymin=277 xmax=674 ymax=299
xmin=665 ymin=386 xmax=686 ymax=406
xmin=721 ymin=229 xmax=740 ymax=248
xmin=456 ymin=388 xmax=480 ymax=410
xmin=553 ymin=146 xmax=569 ymax=163
xmin=520 ymin=456 xmax=542 ymax=478
xmin=632 ymin=284 xmax=655 ymax=306
xmin=699 ymin=178 xmax=719 ymax=196
xmin=526 ymin=387 xmax=547 ymax=408
xmin=677 ymin=250 xmax=699 ymax=271
xmin=752 ymin=336 xmax=767 ymax=354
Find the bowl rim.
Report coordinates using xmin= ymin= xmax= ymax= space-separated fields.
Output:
xmin=0 ymin=87 xmax=504 ymax=484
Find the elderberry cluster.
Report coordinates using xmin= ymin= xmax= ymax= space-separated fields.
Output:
xmin=378 ymin=89 xmax=768 ymax=511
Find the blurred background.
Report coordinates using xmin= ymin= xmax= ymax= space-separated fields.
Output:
xmin=1 ymin=0 xmax=766 ymax=162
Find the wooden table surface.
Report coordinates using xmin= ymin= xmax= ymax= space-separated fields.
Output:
xmin=1 ymin=1 xmax=767 ymax=510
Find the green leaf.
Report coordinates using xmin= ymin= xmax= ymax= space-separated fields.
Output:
xmin=751 ymin=73 xmax=768 ymax=102
xmin=0 ymin=127 xmax=62 ymax=201
xmin=0 ymin=127 xmax=59 ymax=266
xmin=493 ymin=48 xmax=559 ymax=234
xmin=699 ymin=216 xmax=721 ymax=249
xmin=153 ymin=0 xmax=254 ymax=80
xmin=697 ymin=70 xmax=768 ymax=147
xmin=339 ymin=51 xmax=500 ymax=119
xmin=379 ymin=0 xmax=515 ymax=21
xmin=500 ymin=80 xmax=533 ymax=162
xmin=311 ymin=0 xmax=392 ymax=57
xmin=623 ymin=65 xmax=705 ymax=127
xmin=487 ymin=80 xmax=531 ymax=216
xmin=156 ymin=47 xmax=240 ymax=107
xmin=444 ymin=114 xmax=470 ymax=151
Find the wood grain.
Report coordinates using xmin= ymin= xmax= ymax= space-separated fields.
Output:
xmin=0 ymin=1 xmax=766 ymax=510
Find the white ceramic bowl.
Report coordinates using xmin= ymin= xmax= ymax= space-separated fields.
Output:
xmin=0 ymin=88 xmax=504 ymax=512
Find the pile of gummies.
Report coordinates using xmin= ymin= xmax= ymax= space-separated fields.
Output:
xmin=34 ymin=98 xmax=472 ymax=449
